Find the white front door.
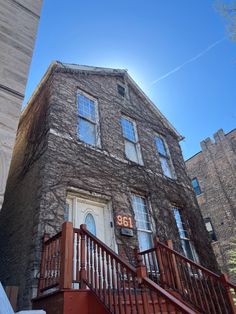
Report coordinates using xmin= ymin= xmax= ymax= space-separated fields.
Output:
xmin=66 ymin=195 xmax=116 ymax=250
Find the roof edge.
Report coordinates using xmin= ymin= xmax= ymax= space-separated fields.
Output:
xmin=21 ymin=61 xmax=58 ymax=120
xmin=21 ymin=61 xmax=184 ymax=141
xmin=125 ymin=72 xmax=184 ymax=141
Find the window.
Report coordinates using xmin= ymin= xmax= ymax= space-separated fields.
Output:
xmin=132 ymin=195 xmax=152 ymax=251
xmin=172 ymin=207 xmax=198 ymax=262
xmin=85 ymin=213 xmax=96 ymax=236
xmin=121 ymin=117 xmax=143 ymax=164
xmin=191 ymin=178 xmax=202 ymax=195
xmin=77 ymin=92 xmax=99 ymax=146
xmin=117 ymin=84 xmax=125 ymax=97
xmin=155 ymin=136 xmax=174 ymax=178
xmin=204 ymin=218 xmax=217 ymax=242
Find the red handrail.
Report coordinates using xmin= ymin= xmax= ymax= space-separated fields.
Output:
xmin=80 ymin=224 xmax=197 ymax=314
xmin=139 ymin=237 xmax=236 ymax=314
xmin=39 ymin=222 xmax=236 ymax=313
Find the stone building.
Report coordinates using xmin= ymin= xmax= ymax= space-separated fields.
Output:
xmin=186 ymin=128 xmax=236 ymax=282
xmin=0 ymin=0 xmax=43 ymax=208
xmin=0 ymin=62 xmax=218 ymax=310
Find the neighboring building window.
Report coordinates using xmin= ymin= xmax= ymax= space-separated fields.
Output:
xmin=77 ymin=92 xmax=99 ymax=146
xmin=132 ymin=194 xmax=152 ymax=251
xmin=172 ymin=207 xmax=198 ymax=262
xmin=121 ymin=117 xmax=143 ymax=164
xmin=204 ymin=218 xmax=217 ymax=242
xmin=117 ymin=84 xmax=125 ymax=97
xmin=191 ymin=178 xmax=202 ymax=195
xmin=155 ymin=136 xmax=175 ymax=178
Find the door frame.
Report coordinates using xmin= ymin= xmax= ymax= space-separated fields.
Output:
xmin=66 ymin=191 xmax=117 ymax=251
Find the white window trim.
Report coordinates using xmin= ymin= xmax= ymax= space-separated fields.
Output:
xmin=155 ymin=134 xmax=176 ymax=179
xmin=77 ymin=89 xmax=101 ymax=148
xmin=121 ymin=116 xmax=143 ymax=165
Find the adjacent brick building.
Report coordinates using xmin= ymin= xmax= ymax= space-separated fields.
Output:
xmin=186 ymin=128 xmax=236 ymax=282
xmin=0 ymin=0 xmax=43 ymax=208
xmin=0 ymin=62 xmax=218 ymax=310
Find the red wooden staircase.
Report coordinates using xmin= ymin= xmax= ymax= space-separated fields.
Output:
xmin=32 ymin=222 xmax=236 ymax=314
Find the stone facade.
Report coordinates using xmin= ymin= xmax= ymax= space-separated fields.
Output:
xmin=0 ymin=62 xmax=218 ymax=310
xmin=186 ymin=129 xmax=236 ymax=282
xmin=0 ymin=0 xmax=43 ymax=208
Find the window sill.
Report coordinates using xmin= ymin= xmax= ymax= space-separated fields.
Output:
xmin=162 ymin=174 xmax=177 ymax=181
xmin=125 ymin=157 xmax=144 ymax=167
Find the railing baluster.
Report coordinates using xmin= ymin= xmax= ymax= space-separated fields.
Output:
xmin=101 ymin=249 xmax=106 ymax=303
xmin=126 ymin=270 xmax=134 ymax=313
xmin=90 ymin=237 xmax=93 ymax=287
xmin=94 ymin=242 xmax=98 ymax=293
xmin=97 ymin=244 xmax=102 ymax=298
xmin=106 ymin=252 xmax=111 ymax=310
xmin=133 ymin=274 xmax=140 ymax=314
xmin=111 ymin=257 xmax=118 ymax=314
xmin=148 ymin=287 xmax=156 ymax=313
xmin=115 ymin=260 xmax=123 ymax=314
xmin=121 ymin=266 xmax=128 ymax=314
xmin=76 ymin=231 xmax=80 ymax=283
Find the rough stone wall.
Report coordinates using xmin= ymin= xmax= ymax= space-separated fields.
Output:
xmin=0 ymin=0 xmax=43 ymax=208
xmin=0 ymin=64 xmax=218 ymax=309
xmin=0 ymin=84 xmax=50 ymax=310
xmin=43 ymin=66 xmax=217 ymax=270
xmin=186 ymin=128 xmax=236 ymax=282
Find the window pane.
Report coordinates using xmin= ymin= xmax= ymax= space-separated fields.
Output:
xmin=85 ymin=213 xmax=96 ymax=236
xmin=121 ymin=118 xmax=136 ymax=142
xmin=205 ymin=221 xmax=213 ymax=232
xmin=132 ymin=195 xmax=151 ymax=230
xmin=78 ymin=118 xmax=96 ymax=145
xmin=117 ymin=84 xmax=125 ymax=97
xmin=138 ymin=231 xmax=152 ymax=251
xmin=156 ymin=137 xmax=167 ymax=156
xmin=160 ymin=157 xmax=172 ymax=178
xmin=172 ymin=207 xmax=189 ymax=239
xmin=125 ymin=140 xmax=139 ymax=163
xmin=181 ymin=239 xmax=195 ymax=261
xmin=191 ymin=178 xmax=201 ymax=195
xmin=78 ymin=95 xmax=96 ymax=121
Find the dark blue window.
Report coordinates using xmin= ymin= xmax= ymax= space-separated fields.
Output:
xmin=191 ymin=178 xmax=201 ymax=195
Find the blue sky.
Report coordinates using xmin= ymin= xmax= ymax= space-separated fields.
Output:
xmin=24 ymin=0 xmax=236 ymax=159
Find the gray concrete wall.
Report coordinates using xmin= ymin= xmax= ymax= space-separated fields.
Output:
xmin=0 ymin=0 xmax=43 ymax=208
xmin=186 ymin=128 xmax=236 ymax=282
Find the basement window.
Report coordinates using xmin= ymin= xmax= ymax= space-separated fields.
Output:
xmin=77 ymin=91 xmax=100 ymax=146
xmin=117 ymin=84 xmax=125 ymax=97
xmin=121 ymin=116 xmax=143 ymax=164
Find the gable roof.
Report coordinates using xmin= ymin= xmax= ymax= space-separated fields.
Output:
xmin=22 ymin=61 xmax=183 ymax=141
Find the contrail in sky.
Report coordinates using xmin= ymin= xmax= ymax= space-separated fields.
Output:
xmin=152 ymin=37 xmax=225 ymax=84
